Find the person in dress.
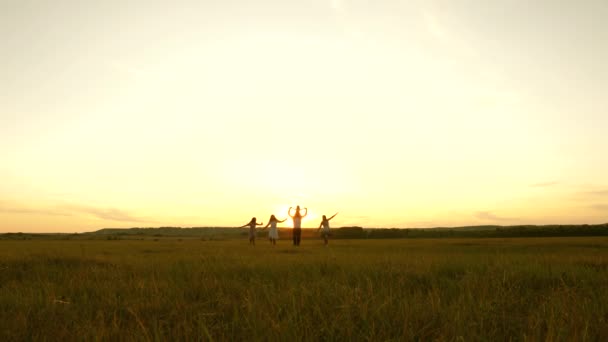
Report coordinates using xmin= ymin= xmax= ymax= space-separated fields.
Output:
xmin=288 ymin=205 xmax=307 ymax=246
xmin=317 ymin=213 xmax=338 ymax=246
xmin=263 ymin=214 xmax=286 ymax=245
xmin=240 ymin=217 xmax=263 ymax=246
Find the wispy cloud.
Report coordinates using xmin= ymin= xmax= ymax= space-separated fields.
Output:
xmin=590 ymin=204 xmax=608 ymax=211
xmin=0 ymin=200 xmax=150 ymax=223
xmin=584 ymin=190 xmax=608 ymax=196
xmin=530 ymin=181 xmax=560 ymax=188
xmin=572 ymin=188 xmax=608 ymax=202
xmin=0 ymin=202 xmax=70 ymax=217
xmin=475 ymin=211 xmax=518 ymax=222
xmin=62 ymin=205 xmax=148 ymax=223
xmin=337 ymin=215 xmax=371 ymax=227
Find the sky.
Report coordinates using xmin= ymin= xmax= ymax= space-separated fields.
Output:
xmin=1 ymin=0 xmax=607 ymax=232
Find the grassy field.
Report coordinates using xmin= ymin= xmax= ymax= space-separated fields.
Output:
xmin=1 ymin=237 xmax=608 ymax=341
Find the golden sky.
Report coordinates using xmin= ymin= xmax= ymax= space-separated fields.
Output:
xmin=1 ymin=1 xmax=607 ymax=232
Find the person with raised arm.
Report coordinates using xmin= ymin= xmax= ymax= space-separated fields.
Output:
xmin=240 ymin=217 xmax=263 ymax=246
xmin=263 ymin=214 xmax=286 ymax=246
xmin=317 ymin=212 xmax=338 ymax=246
xmin=288 ymin=205 xmax=307 ymax=246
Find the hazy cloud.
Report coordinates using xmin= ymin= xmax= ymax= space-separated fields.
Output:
xmin=0 ymin=203 xmax=69 ymax=217
xmin=572 ymin=188 xmax=608 ymax=202
xmin=530 ymin=181 xmax=560 ymax=188
xmin=337 ymin=215 xmax=371 ymax=227
xmin=0 ymin=200 xmax=149 ymax=223
xmin=475 ymin=211 xmax=518 ymax=222
xmin=584 ymin=190 xmax=608 ymax=196
xmin=62 ymin=205 xmax=147 ymax=223
xmin=590 ymin=204 xmax=608 ymax=211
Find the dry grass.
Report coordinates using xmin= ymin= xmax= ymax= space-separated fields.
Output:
xmin=1 ymin=237 xmax=608 ymax=341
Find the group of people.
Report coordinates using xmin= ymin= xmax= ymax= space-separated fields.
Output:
xmin=240 ymin=205 xmax=338 ymax=246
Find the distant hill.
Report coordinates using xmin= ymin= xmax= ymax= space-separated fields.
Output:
xmin=83 ymin=224 xmax=608 ymax=239
xmin=365 ymin=224 xmax=608 ymax=239
xmin=89 ymin=227 xmax=244 ymax=238
xmin=3 ymin=224 xmax=606 ymax=240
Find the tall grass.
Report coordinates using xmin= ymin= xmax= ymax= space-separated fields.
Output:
xmin=1 ymin=237 xmax=607 ymax=341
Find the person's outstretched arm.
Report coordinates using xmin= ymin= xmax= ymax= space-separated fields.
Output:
xmin=317 ymin=221 xmax=323 ymax=231
xmin=277 ymin=218 xmax=287 ymax=223
xmin=263 ymin=221 xmax=270 ymax=229
xmin=257 ymin=222 xmax=264 ymax=226
xmin=288 ymin=207 xmax=295 ymax=217
xmin=328 ymin=212 xmax=338 ymax=221
xmin=239 ymin=222 xmax=249 ymax=228
xmin=302 ymin=208 xmax=308 ymax=217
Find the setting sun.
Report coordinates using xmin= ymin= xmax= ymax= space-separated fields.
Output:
xmin=264 ymin=204 xmax=321 ymax=229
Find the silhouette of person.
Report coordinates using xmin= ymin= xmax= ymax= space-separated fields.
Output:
xmin=240 ymin=217 xmax=263 ymax=246
xmin=263 ymin=214 xmax=286 ymax=245
xmin=288 ymin=205 xmax=307 ymax=246
xmin=317 ymin=213 xmax=338 ymax=246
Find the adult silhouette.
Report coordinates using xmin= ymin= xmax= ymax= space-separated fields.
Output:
xmin=263 ymin=214 xmax=286 ymax=245
xmin=288 ymin=205 xmax=307 ymax=246
xmin=240 ymin=217 xmax=263 ymax=246
xmin=317 ymin=213 xmax=338 ymax=246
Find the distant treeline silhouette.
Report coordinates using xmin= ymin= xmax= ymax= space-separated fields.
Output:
xmin=364 ymin=224 xmax=608 ymax=239
xmin=3 ymin=224 xmax=607 ymax=240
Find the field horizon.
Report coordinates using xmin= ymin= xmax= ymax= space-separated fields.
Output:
xmin=2 ymin=222 xmax=608 ymax=235
xmin=3 ymin=223 xmax=607 ymax=242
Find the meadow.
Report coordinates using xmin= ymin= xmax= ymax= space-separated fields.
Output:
xmin=1 ymin=237 xmax=608 ymax=341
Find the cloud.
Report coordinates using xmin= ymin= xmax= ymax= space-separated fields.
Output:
xmin=530 ymin=181 xmax=560 ymax=188
xmin=0 ymin=201 xmax=70 ymax=216
xmin=475 ymin=211 xmax=518 ymax=222
xmin=584 ymin=190 xmax=608 ymax=196
xmin=62 ymin=205 xmax=148 ymax=223
xmin=572 ymin=188 xmax=608 ymax=202
xmin=0 ymin=200 xmax=149 ymax=223
xmin=590 ymin=204 xmax=608 ymax=211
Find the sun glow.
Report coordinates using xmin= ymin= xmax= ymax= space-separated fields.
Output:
xmin=2 ymin=2 xmax=608 ymax=233
xmin=268 ymin=204 xmax=320 ymax=228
